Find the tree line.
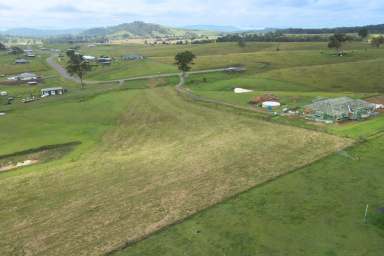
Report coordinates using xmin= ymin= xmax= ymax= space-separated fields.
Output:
xmin=217 ymin=32 xmax=331 ymax=43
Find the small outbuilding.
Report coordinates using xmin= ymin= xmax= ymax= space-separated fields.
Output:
xmin=83 ymin=55 xmax=96 ymax=61
xmin=15 ymin=59 xmax=29 ymax=64
xmin=98 ymin=56 xmax=112 ymax=65
xmin=41 ymin=87 xmax=66 ymax=97
xmin=234 ymin=88 xmax=253 ymax=94
xmin=224 ymin=67 xmax=246 ymax=73
xmin=122 ymin=54 xmax=144 ymax=61
xmin=8 ymin=73 xmax=38 ymax=81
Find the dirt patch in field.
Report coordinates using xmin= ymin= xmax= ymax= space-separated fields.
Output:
xmin=366 ymin=96 xmax=384 ymax=105
xmin=0 ymin=160 xmax=39 ymax=172
xmin=366 ymin=96 xmax=384 ymax=113
xmin=0 ymin=142 xmax=80 ymax=173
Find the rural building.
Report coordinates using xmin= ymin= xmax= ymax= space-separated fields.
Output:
xmin=305 ymin=97 xmax=376 ymax=122
xmin=41 ymin=87 xmax=66 ymax=97
xmin=98 ymin=56 xmax=112 ymax=65
xmin=83 ymin=55 xmax=96 ymax=61
xmin=15 ymin=59 xmax=28 ymax=64
xmin=122 ymin=54 xmax=144 ymax=61
xmin=7 ymin=73 xmax=38 ymax=81
xmin=224 ymin=67 xmax=246 ymax=73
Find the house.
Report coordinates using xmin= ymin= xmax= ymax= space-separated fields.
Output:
xmin=41 ymin=87 xmax=66 ymax=97
xmin=15 ymin=59 xmax=29 ymax=64
xmin=306 ymin=97 xmax=376 ymax=122
xmin=98 ymin=56 xmax=112 ymax=65
xmin=122 ymin=54 xmax=144 ymax=61
xmin=7 ymin=73 xmax=38 ymax=81
xmin=83 ymin=55 xmax=96 ymax=61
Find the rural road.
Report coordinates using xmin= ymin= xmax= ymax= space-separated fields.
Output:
xmin=47 ymin=55 xmax=81 ymax=83
xmin=47 ymin=55 xmax=228 ymax=85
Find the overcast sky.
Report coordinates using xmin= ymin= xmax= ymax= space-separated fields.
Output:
xmin=0 ymin=0 xmax=383 ymax=29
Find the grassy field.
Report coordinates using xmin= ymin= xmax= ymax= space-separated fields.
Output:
xmin=0 ymin=40 xmax=383 ymax=256
xmin=116 ymin=134 xmax=384 ymax=256
xmin=0 ymin=86 xmax=350 ymax=255
xmin=77 ymin=41 xmax=384 ymax=81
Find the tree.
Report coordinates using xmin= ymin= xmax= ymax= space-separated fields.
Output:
xmin=358 ymin=28 xmax=369 ymax=39
xmin=0 ymin=42 xmax=6 ymax=51
xmin=238 ymin=38 xmax=246 ymax=48
xmin=175 ymin=51 xmax=196 ymax=78
xmin=371 ymin=36 xmax=384 ymax=48
xmin=328 ymin=33 xmax=350 ymax=56
xmin=65 ymin=49 xmax=92 ymax=89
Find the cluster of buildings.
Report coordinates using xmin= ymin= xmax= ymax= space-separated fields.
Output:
xmin=81 ymin=53 xmax=144 ymax=65
xmin=305 ymin=97 xmax=380 ymax=123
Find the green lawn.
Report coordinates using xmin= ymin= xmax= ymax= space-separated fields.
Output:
xmin=85 ymin=58 xmax=177 ymax=81
xmin=0 ymin=86 xmax=350 ymax=256
xmin=115 ymin=134 xmax=384 ymax=256
xmin=0 ymin=41 xmax=383 ymax=256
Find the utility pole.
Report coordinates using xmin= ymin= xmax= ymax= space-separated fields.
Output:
xmin=364 ymin=204 xmax=369 ymax=224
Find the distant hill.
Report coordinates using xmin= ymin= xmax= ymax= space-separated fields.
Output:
xmin=182 ymin=25 xmax=242 ymax=33
xmin=80 ymin=21 xmax=218 ymax=39
xmin=1 ymin=28 xmax=84 ymax=37
xmin=278 ymin=24 xmax=384 ymax=34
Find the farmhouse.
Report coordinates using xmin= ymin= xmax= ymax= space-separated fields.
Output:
xmin=7 ymin=73 xmax=38 ymax=81
xmin=15 ymin=59 xmax=29 ymax=64
xmin=41 ymin=87 xmax=66 ymax=97
xmin=98 ymin=56 xmax=112 ymax=65
xmin=83 ymin=55 xmax=96 ymax=61
xmin=306 ymin=97 xmax=376 ymax=122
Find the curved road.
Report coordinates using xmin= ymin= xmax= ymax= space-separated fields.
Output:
xmin=47 ymin=55 xmax=228 ymax=85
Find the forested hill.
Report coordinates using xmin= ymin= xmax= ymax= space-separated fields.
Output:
xmin=278 ymin=24 xmax=384 ymax=34
xmin=80 ymin=21 xmax=217 ymax=39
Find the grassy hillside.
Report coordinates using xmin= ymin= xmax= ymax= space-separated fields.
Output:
xmin=116 ymin=134 xmax=384 ymax=256
xmin=79 ymin=41 xmax=384 ymax=81
xmin=81 ymin=21 xmax=217 ymax=39
xmin=0 ymin=40 xmax=383 ymax=256
xmin=0 ymin=87 xmax=349 ymax=256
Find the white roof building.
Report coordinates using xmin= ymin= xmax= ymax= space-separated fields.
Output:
xmin=83 ymin=55 xmax=96 ymax=61
xmin=7 ymin=73 xmax=38 ymax=81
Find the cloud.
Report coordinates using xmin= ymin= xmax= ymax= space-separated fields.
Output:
xmin=0 ymin=3 xmax=11 ymax=10
xmin=0 ymin=0 xmax=382 ymax=29
xmin=46 ymin=4 xmax=85 ymax=13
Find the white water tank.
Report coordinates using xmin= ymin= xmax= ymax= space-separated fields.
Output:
xmin=262 ymin=101 xmax=281 ymax=108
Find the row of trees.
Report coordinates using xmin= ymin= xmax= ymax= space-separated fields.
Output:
xmin=65 ymin=49 xmax=196 ymax=89
xmin=327 ymin=32 xmax=384 ymax=55
xmin=217 ymin=32 xmax=329 ymax=43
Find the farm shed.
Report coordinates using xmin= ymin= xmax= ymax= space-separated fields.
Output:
xmin=306 ymin=97 xmax=376 ymax=122
xmin=8 ymin=73 xmax=38 ymax=81
xmin=41 ymin=87 xmax=66 ymax=97
xmin=83 ymin=55 xmax=96 ymax=61
xmin=98 ymin=56 xmax=112 ymax=65
xmin=122 ymin=54 xmax=144 ymax=61
xmin=15 ymin=59 xmax=28 ymax=64
xmin=224 ymin=67 xmax=246 ymax=73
